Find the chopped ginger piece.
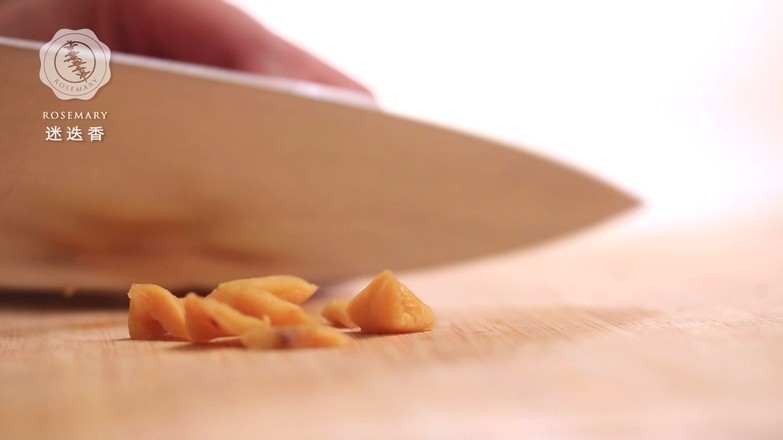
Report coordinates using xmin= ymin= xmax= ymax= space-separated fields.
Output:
xmin=347 ymin=270 xmax=435 ymax=334
xmin=127 ymin=284 xmax=188 ymax=339
xmin=211 ymin=275 xmax=317 ymax=304
xmin=127 ymin=271 xmax=434 ymax=349
xmin=240 ymin=325 xmax=349 ymax=349
xmin=321 ymin=299 xmax=357 ymax=329
xmin=184 ymin=294 xmax=270 ymax=343
xmin=209 ymin=286 xmax=315 ymax=326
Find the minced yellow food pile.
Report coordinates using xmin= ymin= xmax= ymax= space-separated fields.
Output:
xmin=127 ymin=270 xmax=435 ymax=350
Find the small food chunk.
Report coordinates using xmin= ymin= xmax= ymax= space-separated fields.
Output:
xmin=211 ymin=276 xmax=317 ymax=304
xmin=184 ymin=294 xmax=270 ymax=343
xmin=347 ymin=270 xmax=435 ymax=334
xmin=321 ymin=299 xmax=357 ymax=329
xmin=127 ymin=284 xmax=188 ymax=339
xmin=209 ymin=287 xmax=315 ymax=326
xmin=127 ymin=271 xmax=434 ymax=349
xmin=240 ymin=325 xmax=349 ymax=349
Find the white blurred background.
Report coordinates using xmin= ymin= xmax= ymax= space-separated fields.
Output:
xmin=232 ymin=0 xmax=783 ymax=225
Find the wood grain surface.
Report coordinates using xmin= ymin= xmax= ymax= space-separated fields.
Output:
xmin=2 ymin=198 xmax=782 ymax=439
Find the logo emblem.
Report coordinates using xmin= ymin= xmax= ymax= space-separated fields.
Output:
xmin=39 ymin=29 xmax=111 ymax=100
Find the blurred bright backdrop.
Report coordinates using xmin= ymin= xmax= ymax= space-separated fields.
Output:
xmin=232 ymin=0 xmax=783 ymax=226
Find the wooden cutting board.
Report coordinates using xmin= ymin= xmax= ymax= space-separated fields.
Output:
xmin=2 ymin=199 xmax=782 ymax=439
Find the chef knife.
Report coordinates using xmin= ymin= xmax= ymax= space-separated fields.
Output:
xmin=0 ymin=37 xmax=636 ymax=292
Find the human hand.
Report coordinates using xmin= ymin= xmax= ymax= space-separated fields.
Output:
xmin=0 ymin=0 xmax=372 ymax=96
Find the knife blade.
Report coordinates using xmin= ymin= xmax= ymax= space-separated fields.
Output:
xmin=0 ymin=37 xmax=636 ymax=292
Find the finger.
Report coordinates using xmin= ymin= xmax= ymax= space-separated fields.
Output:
xmin=0 ymin=0 xmax=373 ymax=96
xmin=117 ymin=0 xmax=373 ymax=96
